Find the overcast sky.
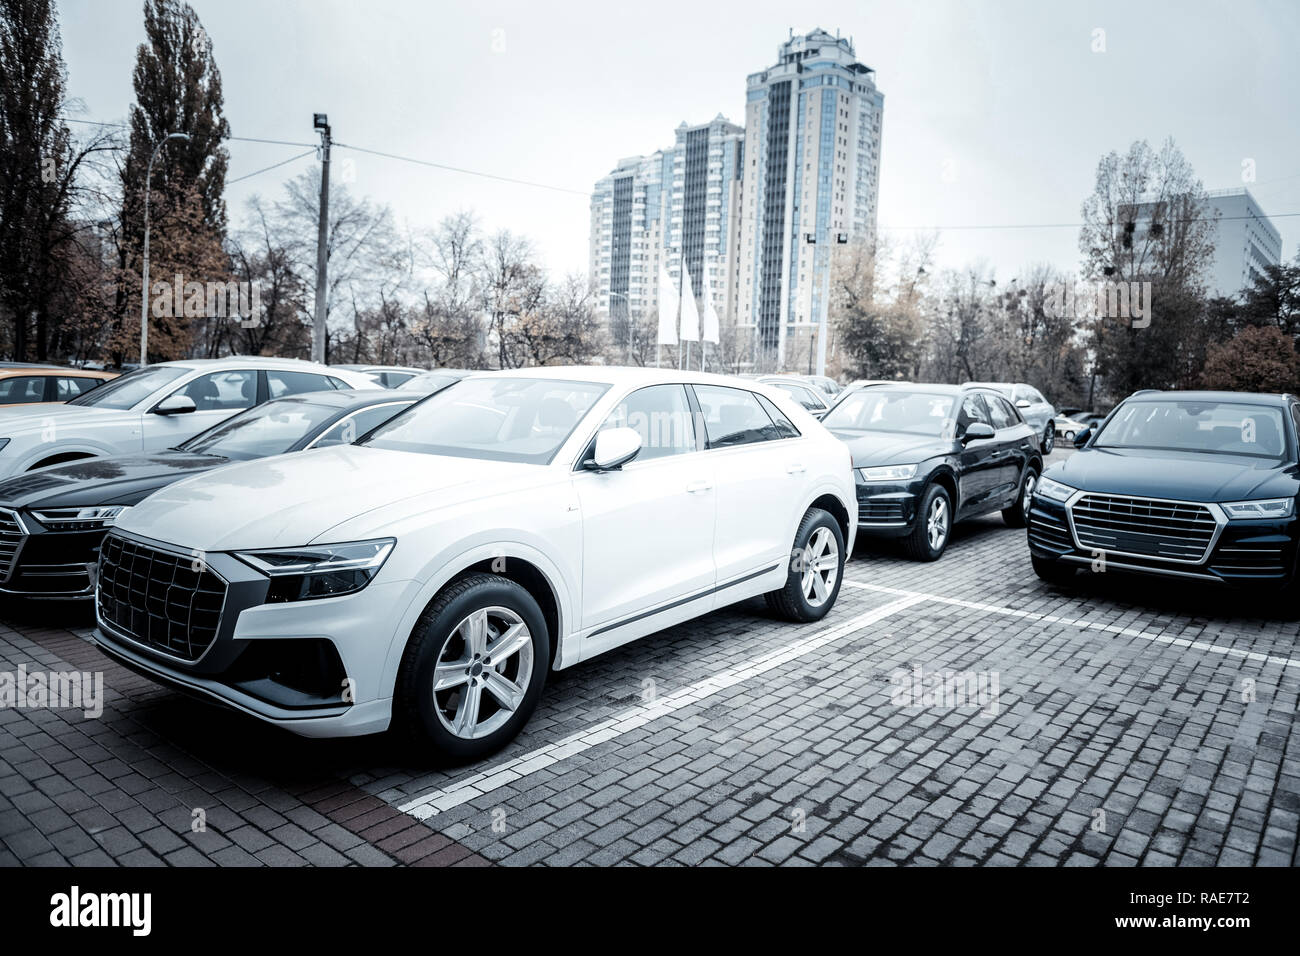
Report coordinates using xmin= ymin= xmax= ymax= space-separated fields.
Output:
xmin=60 ymin=0 xmax=1300 ymax=282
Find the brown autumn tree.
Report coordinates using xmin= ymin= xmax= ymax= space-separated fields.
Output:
xmin=1201 ymin=325 xmax=1300 ymax=394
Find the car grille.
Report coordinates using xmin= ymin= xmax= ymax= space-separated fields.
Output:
xmin=858 ymin=499 xmax=905 ymax=523
xmin=0 ymin=509 xmax=26 ymax=582
xmin=1027 ymin=506 xmax=1073 ymax=554
xmin=97 ymin=534 xmax=227 ymax=661
xmin=1070 ymin=494 xmax=1217 ymax=562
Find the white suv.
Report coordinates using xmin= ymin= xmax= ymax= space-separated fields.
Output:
xmin=0 ymin=357 xmax=374 ymax=478
xmin=93 ymin=367 xmax=857 ymax=760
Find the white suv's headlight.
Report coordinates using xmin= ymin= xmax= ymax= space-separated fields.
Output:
xmin=1035 ymin=476 xmax=1075 ymax=502
xmin=236 ymin=538 xmax=395 ymax=602
xmin=1220 ymin=498 xmax=1294 ymax=520
xmin=859 ymin=464 xmax=918 ymax=481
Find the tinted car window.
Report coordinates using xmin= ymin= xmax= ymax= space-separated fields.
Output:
xmin=593 ymin=384 xmax=695 ymax=462
xmin=756 ymin=394 xmax=800 ymax=439
xmin=772 ymin=382 xmax=825 ymax=410
xmin=957 ymin=393 xmax=993 ymax=433
xmin=170 ymin=370 xmax=257 ymax=411
xmin=267 ymin=369 xmax=336 ymax=399
xmin=58 ymin=376 xmax=100 ymax=399
xmin=985 ymin=394 xmax=1016 ymax=430
xmin=383 ymin=372 xmax=416 ymax=388
xmin=0 ymin=376 xmax=47 ymax=404
xmin=693 ymin=385 xmax=784 ymax=448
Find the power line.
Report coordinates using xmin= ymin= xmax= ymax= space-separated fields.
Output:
xmin=332 ymin=142 xmax=589 ymax=196
xmin=227 ymin=149 xmax=315 ymax=185
xmin=62 ymin=117 xmax=315 ymax=147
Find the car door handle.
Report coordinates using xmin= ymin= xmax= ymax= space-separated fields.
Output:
xmin=786 ymin=462 xmax=806 ymax=475
xmin=686 ymin=479 xmax=713 ymax=494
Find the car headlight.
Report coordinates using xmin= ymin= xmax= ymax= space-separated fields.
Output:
xmin=858 ymin=464 xmax=918 ymax=482
xmin=1035 ymin=476 xmax=1075 ymax=502
xmin=1220 ymin=498 xmax=1294 ymax=520
xmin=31 ymin=505 xmax=127 ymax=531
xmin=236 ymin=538 xmax=395 ymax=602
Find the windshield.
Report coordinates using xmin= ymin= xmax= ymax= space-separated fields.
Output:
xmin=823 ymin=389 xmax=956 ymax=436
xmin=362 ymin=376 xmax=608 ymax=463
xmin=181 ymin=399 xmax=342 ymax=460
xmin=66 ymin=366 xmax=188 ymax=410
xmin=1096 ymin=400 xmax=1290 ymax=459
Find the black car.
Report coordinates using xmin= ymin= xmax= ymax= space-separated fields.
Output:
xmin=822 ymin=383 xmax=1043 ymax=560
xmin=0 ymin=389 xmax=418 ymax=598
xmin=1027 ymin=390 xmax=1300 ymax=592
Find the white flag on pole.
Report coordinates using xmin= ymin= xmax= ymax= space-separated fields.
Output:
xmin=679 ymin=267 xmax=699 ymax=342
xmin=700 ymin=261 xmax=720 ymax=344
xmin=656 ymin=265 xmax=678 ymax=346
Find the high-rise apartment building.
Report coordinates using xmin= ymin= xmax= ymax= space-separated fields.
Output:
xmin=590 ymin=116 xmax=744 ymax=346
xmin=735 ymin=28 xmax=884 ymax=365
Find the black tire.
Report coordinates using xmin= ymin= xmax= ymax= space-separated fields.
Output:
xmin=1041 ymin=424 xmax=1055 ymax=455
xmin=764 ymin=507 xmax=845 ymax=623
xmin=901 ymin=483 xmax=952 ymax=562
xmin=395 ymin=573 xmax=550 ymax=762
xmin=1032 ymin=554 xmax=1076 ymax=585
xmin=1002 ymin=466 xmax=1038 ymax=528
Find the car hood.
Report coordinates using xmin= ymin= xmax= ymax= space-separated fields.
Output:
xmin=826 ymin=428 xmax=949 ymax=467
xmin=1049 ymin=447 xmax=1300 ymax=501
xmin=113 ymin=445 xmax=548 ymax=551
xmin=0 ymin=451 xmax=226 ymax=509
xmin=0 ymin=402 xmax=130 ymax=434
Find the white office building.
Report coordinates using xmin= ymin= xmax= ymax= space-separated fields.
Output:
xmin=1202 ymin=188 xmax=1282 ymax=298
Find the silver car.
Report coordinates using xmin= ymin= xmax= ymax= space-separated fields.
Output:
xmin=964 ymin=381 xmax=1056 ymax=453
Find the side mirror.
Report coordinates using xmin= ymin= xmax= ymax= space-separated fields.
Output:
xmin=589 ymin=426 xmax=642 ymax=471
xmin=1015 ymin=399 xmax=1031 ymax=409
xmin=152 ymin=394 xmax=196 ymax=416
xmin=961 ymin=422 xmax=996 ymax=444
xmin=1073 ymin=427 xmax=1092 ymax=448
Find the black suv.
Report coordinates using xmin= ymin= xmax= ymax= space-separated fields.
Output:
xmin=1027 ymin=390 xmax=1300 ymax=591
xmin=822 ymin=383 xmax=1043 ymax=560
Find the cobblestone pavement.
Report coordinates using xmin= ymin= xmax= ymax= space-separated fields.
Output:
xmin=3 ymin=458 xmax=1299 ymax=866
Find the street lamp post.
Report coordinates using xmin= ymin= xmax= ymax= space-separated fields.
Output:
xmin=140 ymin=132 xmax=190 ymax=366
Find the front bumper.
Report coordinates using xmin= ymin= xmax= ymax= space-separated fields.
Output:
xmin=1026 ymin=493 xmax=1299 ymax=588
xmin=92 ymin=529 xmax=417 ymax=737
xmin=854 ymin=475 xmax=925 ymax=538
xmin=0 ymin=522 xmax=105 ymax=598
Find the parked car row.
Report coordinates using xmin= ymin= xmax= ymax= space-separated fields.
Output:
xmin=2 ymin=359 xmax=1292 ymax=760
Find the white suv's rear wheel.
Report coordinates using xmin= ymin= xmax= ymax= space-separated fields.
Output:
xmin=396 ymin=573 xmax=549 ymax=761
xmin=765 ymin=508 xmax=845 ymax=623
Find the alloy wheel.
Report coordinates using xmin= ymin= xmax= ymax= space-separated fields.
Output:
xmin=1021 ymin=472 xmax=1037 ymax=521
xmin=927 ymin=497 xmax=949 ymax=551
xmin=1042 ymin=425 xmax=1055 ymax=454
xmin=432 ymin=606 xmax=534 ymax=740
xmin=800 ymin=526 xmax=839 ymax=608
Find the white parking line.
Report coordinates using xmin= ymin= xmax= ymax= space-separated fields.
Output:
xmin=396 ymin=593 xmax=928 ymax=820
xmin=842 ymin=579 xmax=1300 ymax=672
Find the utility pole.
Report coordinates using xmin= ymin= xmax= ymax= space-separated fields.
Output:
xmin=311 ymin=113 xmax=331 ymax=365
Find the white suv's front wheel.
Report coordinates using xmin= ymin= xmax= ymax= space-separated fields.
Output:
xmin=396 ymin=573 xmax=550 ymax=761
